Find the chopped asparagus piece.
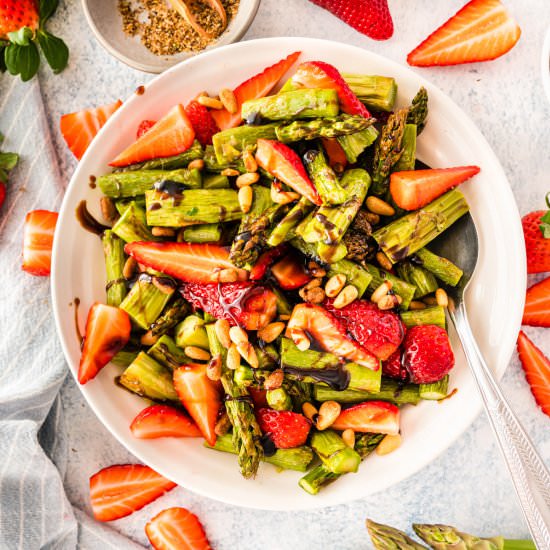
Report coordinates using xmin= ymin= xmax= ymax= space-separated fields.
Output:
xmin=116 ymin=140 xmax=203 ymax=171
xmin=367 ymin=519 xmax=428 ymax=550
xmin=364 ymin=263 xmax=416 ymax=310
xmin=407 ymin=87 xmax=428 ymax=134
xmin=148 ymin=334 xmax=190 ymax=370
xmin=303 ymin=146 xmax=348 ymax=205
xmin=102 ymin=230 xmax=127 ymax=307
xmin=112 ymin=201 xmax=159 ymax=243
xmin=336 ymin=126 xmax=379 ymax=164
xmin=316 ymin=241 xmax=347 ymax=263
xmin=266 ymin=388 xmax=293 ymax=411
xmin=313 ymin=380 xmax=421 ymax=405
xmin=310 ymin=430 xmax=361 ymax=474
xmin=327 ymin=259 xmax=373 ymax=298
xmin=419 ymin=376 xmax=449 ymax=400
xmin=256 ymin=344 xmax=279 ymax=370
xmin=342 ymin=74 xmax=398 ymax=112
xmin=111 ymin=348 xmax=139 ymax=367
xmin=286 ymin=380 xmax=314 ymax=412
xmin=393 ymin=124 xmax=417 ymax=172
xmin=396 ymin=261 xmax=438 ymax=298
xmin=275 ymin=114 xmax=373 ymax=142
xmin=203 ymin=173 xmax=229 ymax=189
xmin=115 ymin=197 xmax=146 ymax=215
xmin=413 ymin=248 xmax=463 ymax=287
xmin=175 ymin=315 xmax=209 ymax=349
xmin=203 ymin=145 xmax=246 ymax=173
xmin=212 ymin=123 xmax=278 ymax=164
xmin=400 ymin=306 xmax=446 ymax=329
xmin=182 ymin=223 xmax=222 ymax=243
xmin=267 ymin=196 xmax=314 ymax=247
xmin=150 ymin=297 xmax=189 ymax=337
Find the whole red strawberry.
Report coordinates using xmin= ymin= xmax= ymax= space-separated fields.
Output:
xmin=402 ymin=325 xmax=454 ymax=383
xmin=257 ymin=408 xmax=311 ymax=449
xmin=382 ymin=348 xmax=408 ymax=381
xmin=185 ymin=100 xmax=220 ymax=146
xmin=523 ymin=207 xmax=550 ymax=274
xmin=0 ymin=0 xmax=38 ymax=39
xmin=309 ymin=0 xmax=393 ymax=41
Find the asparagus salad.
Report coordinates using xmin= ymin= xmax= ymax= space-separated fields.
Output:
xmin=76 ymin=52 xmax=480 ymax=494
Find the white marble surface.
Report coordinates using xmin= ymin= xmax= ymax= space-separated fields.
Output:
xmin=29 ymin=0 xmax=550 ymax=547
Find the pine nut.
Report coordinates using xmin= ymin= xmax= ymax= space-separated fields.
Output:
xmin=123 ymin=256 xmax=137 ymax=279
xmin=371 ymin=280 xmax=393 ymax=303
xmin=342 ymin=429 xmax=355 ymax=448
xmin=304 ymin=278 xmax=322 ymax=290
xmin=229 ymin=326 xmax=248 ymax=345
xmin=316 ymin=400 xmax=341 ymax=430
xmin=302 ymin=402 xmax=318 ymax=422
xmin=236 ymin=172 xmax=260 ymax=188
xmin=376 ymin=251 xmax=394 ymax=271
xmin=423 ymin=296 xmax=438 ymax=306
xmin=279 ymin=314 xmax=291 ymax=321
xmin=271 ymin=183 xmax=300 ymax=205
xmin=215 ymin=413 xmax=231 ymax=436
xmin=219 ymin=88 xmax=238 ymax=113
xmin=299 ymin=285 xmax=326 ymax=304
xmin=188 ymin=159 xmax=205 ymax=171
xmin=308 ymin=261 xmax=326 ymax=278
xmin=206 ymin=354 xmax=222 ymax=381
xmin=214 ymin=319 xmax=231 ymax=349
xmin=377 ymin=294 xmax=400 ymax=310
xmin=140 ymin=330 xmax=158 ymax=346
xmin=152 ymin=227 xmax=175 ymax=237
xmin=238 ymin=185 xmax=253 ymax=213
xmin=221 ymin=168 xmax=240 ymax=177
xmin=376 ymin=433 xmax=402 ymax=456
xmin=258 ymin=322 xmax=285 ymax=343
xmin=197 ymin=95 xmax=223 ymax=109
xmin=290 ymin=328 xmax=310 ymax=351
xmin=100 ymin=196 xmax=117 ymax=223
xmin=332 ymin=285 xmax=358 ymax=309
xmin=325 ymin=274 xmax=347 ymax=298
xmin=237 ymin=341 xmax=259 ymax=369
xmin=226 ymin=343 xmax=241 ymax=370
xmin=184 ymin=346 xmax=211 ymax=361
xmin=242 ymin=149 xmax=258 ymax=173
xmin=216 ymin=268 xmax=239 ymax=283
xmin=264 ymin=369 xmax=284 ymax=390
xmin=436 ymin=288 xmax=449 ymax=308
xmin=409 ymin=300 xmax=427 ymax=310
xmin=152 ymin=277 xmax=176 ymax=294
xmin=366 ymin=196 xmax=395 ymax=216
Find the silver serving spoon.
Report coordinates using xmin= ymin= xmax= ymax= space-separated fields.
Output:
xmin=430 ymin=213 xmax=550 ymax=548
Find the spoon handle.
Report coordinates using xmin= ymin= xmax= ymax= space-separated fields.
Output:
xmin=449 ymin=301 xmax=550 ymax=548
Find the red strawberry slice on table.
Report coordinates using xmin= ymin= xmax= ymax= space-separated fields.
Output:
xmin=522 ymin=277 xmax=550 ymax=327
xmin=523 ymin=210 xmax=550 ymax=274
xmin=78 ymin=303 xmax=131 ymax=384
xmin=180 ymin=282 xmax=277 ymax=331
xmin=271 ymin=253 xmax=312 ymax=290
xmin=331 ymin=401 xmax=400 ymax=434
xmin=255 ymin=139 xmax=322 ymax=205
xmin=185 ymin=100 xmax=220 ymax=146
xmin=130 ymin=404 xmax=202 ymax=439
xmin=22 ymin=209 xmax=58 ymax=276
xmin=517 ymin=331 xmax=550 ymax=417
xmin=309 ymin=0 xmax=393 ymax=41
xmin=173 ymin=364 xmax=222 ymax=446
xmin=110 ymin=105 xmax=195 ymax=167
xmin=257 ymin=408 xmax=311 ymax=449
xmin=211 ymin=51 xmax=301 ymax=130
xmin=60 ymin=101 xmax=122 ymax=160
xmin=146 ymin=507 xmax=212 ymax=550
xmin=124 ymin=242 xmax=249 ymax=284
xmin=90 ymin=464 xmax=176 ymax=522
xmin=136 ymin=119 xmax=156 ymax=139
xmin=0 ymin=0 xmax=38 ymax=39
xmin=407 ymin=0 xmax=521 ymax=67
xmin=389 ymin=166 xmax=480 ymax=211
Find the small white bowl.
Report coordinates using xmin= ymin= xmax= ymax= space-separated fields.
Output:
xmin=542 ymin=26 xmax=550 ymax=104
xmin=82 ymin=0 xmax=260 ymax=73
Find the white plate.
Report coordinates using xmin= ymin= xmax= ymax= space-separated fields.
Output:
xmin=51 ymin=37 xmax=526 ymax=510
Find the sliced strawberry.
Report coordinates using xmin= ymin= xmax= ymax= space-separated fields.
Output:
xmin=249 ymin=245 xmax=287 ymax=280
xmin=286 ymin=61 xmax=369 ymax=118
xmin=89 ymin=464 xmax=176 ymax=522
xmin=517 ymin=331 xmax=550 ymax=417
xmin=325 ymin=298 xmax=405 ymax=361
xmin=407 ymin=0 xmax=521 ymax=67
xmin=271 ymin=253 xmax=311 ymax=290
xmin=382 ymin=348 xmax=408 ymax=381
xmin=286 ymin=303 xmax=379 ymax=370
xmin=332 ymin=401 xmax=400 ymax=434
xmin=130 ymin=404 xmax=202 ymax=439
xmin=185 ymin=100 xmax=219 ymax=146
xmin=257 ymin=408 xmax=311 ymax=449
xmin=110 ymin=105 xmax=195 ymax=167
xmin=146 ymin=507 xmax=212 ymax=550
xmin=255 ymin=139 xmax=321 ymax=205
xmin=523 ymin=211 xmax=550 ymax=274
xmin=78 ymin=303 xmax=131 ymax=384
xmin=137 ymin=119 xmax=156 ymax=139
xmin=180 ymin=282 xmax=277 ymax=331
xmin=60 ymin=100 xmax=122 ymax=160
xmin=22 ymin=209 xmax=58 ymax=276
xmin=124 ymin=242 xmax=249 ymax=284
xmin=389 ymin=166 xmax=480 ymax=211
xmin=173 ymin=364 xmax=222 ymax=446
xmin=249 ymin=388 xmax=269 ymax=409
xmin=523 ymin=277 xmax=550 ymax=327
xmin=321 ymin=137 xmax=348 ymax=169
xmin=211 ymin=51 xmax=301 ymax=130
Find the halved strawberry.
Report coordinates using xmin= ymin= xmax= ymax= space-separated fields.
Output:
xmin=407 ymin=0 xmax=521 ymax=67
xmin=285 ymin=61 xmax=370 ymax=118
xmin=110 ymin=105 xmax=195 ymax=167
xmin=137 ymin=119 xmax=156 ymax=139
xmin=332 ymin=401 xmax=400 ymax=434
xmin=249 ymin=245 xmax=287 ymax=280
xmin=257 ymin=408 xmax=311 ymax=449
xmin=22 ymin=209 xmax=58 ymax=276
xmin=523 ymin=210 xmax=550 ymax=274
xmin=321 ymin=137 xmax=348 ymax=169
xmin=255 ymin=139 xmax=321 ymax=205
xmin=180 ymin=282 xmax=277 ymax=331
xmin=211 ymin=51 xmax=301 ymax=130
xmin=185 ymin=100 xmax=219 ymax=146
xmin=271 ymin=253 xmax=311 ymax=290
xmin=124 ymin=242 xmax=249 ymax=284
xmin=173 ymin=364 xmax=222 ymax=446
xmin=90 ymin=464 xmax=176 ymax=522
xmin=522 ymin=277 xmax=550 ymax=327
xmin=517 ymin=331 xmax=550 ymax=417
xmin=78 ymin=303 xmax=131 ymax=384
xmin=286 ymin=303 xmax=379 ymax=370
xmin=130 ymin=404 xmax=202 ymax=439
xmin=146 ymin=507 xmax=212 ymax=550
xmin=382 ymin=348 xmax=408 ymax=381
xmin=60 ymin=100 xmax=122 ymax=160
xmin=389 ymin=166 xmax=480 ymax=211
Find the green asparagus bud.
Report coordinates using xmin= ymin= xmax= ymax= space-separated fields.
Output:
xmin=413 ymin=248 xmax=463 ymax=287
xmin=203 ymin=145 xmax=246 ymax=173
xmin=116 ymin=140 xmax=203 ymax=171
xmin=303 ymin=146 xmax=348 ymax=205
xmin=285 ymin=380 xmax=314 ymax=412
xmin=393 ymin=124 xmax=417 ymax=172
xmin=407 ymin=87 xmax=428 ymax=134
xmin=373 ymin=190 xmax=470 ymax=263
xmin=310 ymin=430 xmax=361 ymax=474
xmin=327 ymin=259 xmax=373 ymax=298
xmin=396 ymin=261 xmax=438 ymax=298
xmin=412 ymin=524 xmax=508 ymax=550
xmin=212 ymin=123 xmax=278 ymax=164
xmin=367 ymin=519 xmax=428 ymax=550
xmin=266 ymin=388 xmax=293 ymax=411
xmin=102 ymin=230 xmax=127 ymax=307
xmin=419 ymin=376 xmax=450 ymax=400
xmin=150 ymin=297 xmax=189 ymax=337
xmin=267 ymin=196 xmax=314 ymax=247
xmin=337 ymin=126 xmax=379 ymax=164
xmin=364 ymin=263 xmax=416 ymax=310
xmin=317 ymin=241 xmax=347 ymax=264
xmin=182 ymin=223 xmax=222 ymax=243
xmin=111 ymin=348 xmax=139 ymax=367
xmin=342 ymin=74 xmax=398 ymax=112
xmin=112 ymin=201 xmax=159 ymax=243
xmin=203 ymin=173 xmax=230 ymax=189
xmin=148 ymin=334 xmax=190 ymax=370
xmin=175 ymin=315 xmax=210 ymax=349
xmin=400 ymin=306 xmax=446 ymax=330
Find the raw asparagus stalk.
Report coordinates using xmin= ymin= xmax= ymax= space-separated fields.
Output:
xmin=310 ymin=430 xmax=361 ymax=474
xmin=419 ymin=376 xmax=449 ymax=400
xmin=393 ymin=124 xmax=417 ymax=172
xmin=413 ymin=248 xmax=463 ymax=286
xmin=407 ymin=87 xmax=428 ymax=134
xmin=119 ymin=274 xmax=174 ymax=329
xmin=111 ymin=348 xmax=139 ymax=367
xmin=112 ymin=201 xmax=159 ymax=243
xmin=342 ymin=74 xmax=398 ymax=112
xmin=148 ymin=334 xmax=190 ymax=370
xmin=116 ymin=140 xmax=203 ymax=171
xmin=203 ymin=173 xmax=230 ymax=189
xmin=396 ymin=261 xmax=438 ymax=298
xmin=203 ymin=145 xmax=246 ymax=173
xmin=373 ymin=189 xmax=470 ymax=263
xmin=102 ymin=230 xmax=127 ymax=307
xmin=266 ymin=388 xmax=292 ymax=411
xmin=313 ymin=380 xmax=421 ymax=405
xmin=118 ymin=352 xmax=179 ymax=402
xmin=115 ymin=197 xmax=146 ymax=215
xmin=366 ymin=520 xmax=427 ymax=550
xmin=206 ymin=434 xmax=313 ymax=472
xmin=242 ymin=89 xmax=339 ymax=122
xmin=400 ymin=306 xmax=446 ymax=329
xmin=336 ymin=126 xmax=379 ymax=164
xmin=371 ymin=108 xmax=409 ymax=196
xmin=275 ymin=114 xmax=374 ymax=143
xmin=150 ymin=298 xmax=189 ymax=337
xmin=303 ymin=146 xmax=348 ymax=205
xmin=145 ymin=188 xmax=243 ymax=227
xmin=267 ymin=196 xmax=314 ymax=247
xmin=212 ymin=123 xmax=278 ymax=164
xmin=364 ymin=263 xmax=417 ymax=310
xmin=327 ymin=259 xmax=373 ymax=298
xmin=182 ymin=223 xmax=222 ymax=243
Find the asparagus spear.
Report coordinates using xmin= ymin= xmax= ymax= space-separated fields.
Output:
xmin=145 ymin=188 xmax=243 ymax=227
xmin=111 ymin=348 xmax=139 ymax=367
xmin=182 ymin=223 xmax=222 ymax=243
xmin=366 ymin=520 xmax=428 ymax=550
xmin=419 ymin=376 xmax=449 ymax=400
xmin=204 ymin=145 xmax=246 ymax=173
xmin=373 ymin=189 xmax=470 ymax=263
xmin=371 ymin=108 xmax=409 ymax=197
xmin=393 ymin=124 xmax=417 ymax=172
xmin=337 ymin=126 xmax=379 ymax=164
xmin=316 ymin=241 xmax=347 ymax=264
xmin=400 ymin=306 xmax=446 ymax=329
xmin=148 ymin=334 xmax=190 ymax=370
xmin=266 ymin=388 xmax=293 ymax=411
xmin=407 ymin=87 xmax=428 ymax=134
xmin=364 ymin=263 xmax=416 ymax=310
xmin=303 ymin=146 xmax=348 ymax=205
xmin=412 ymin=248 xmax=463 ymax=287
xmin=275 ymin=115 xmax=374 ymax=143
xmin=212 ymin=123 xmax=278 ymax=164
xmin=206 ymin=434 xmax=313 ymax=472
xmin=116 ymin=140 xmax=203 ymax=171
xmin=203 ymin=173 xmax=229 ymax=189
xmin=310 ymin=430 xmax=361 ymax=474
xmin=150 ymin=297 xmax=189 ymax=337
xmin=313 ymin=380 xmax=421 ymax=405
xmin=102 ymin=230 xmax=127 ymax=307
xmin=342 ymin=74 xmax=398 ymax=112
xmin=112 ymin=201 xmax=159 ymax=243
xmin=267 ymin=196 xmax=314 ymax=247
xmin=396 ymin=261 xmax=438 ymax=298
xmin=115 ymin=197 xmax=146 ymax=215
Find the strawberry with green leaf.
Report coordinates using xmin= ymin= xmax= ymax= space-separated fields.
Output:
xmin=0 ymin=133 xmax=19 ymax=210
xmin=522 ymin=193 xmax=550 ymax=274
